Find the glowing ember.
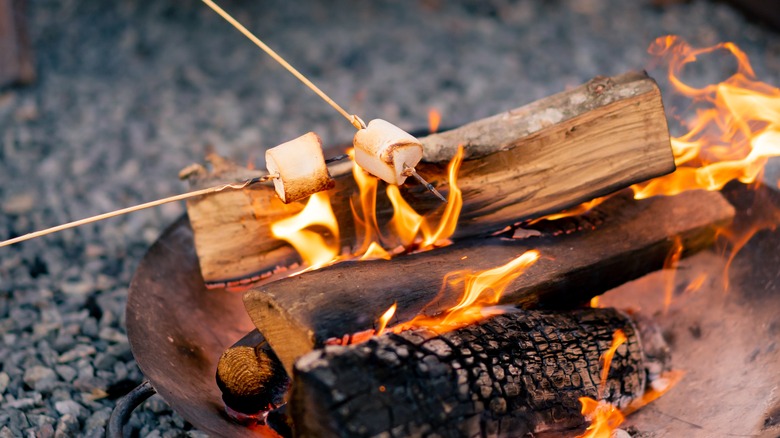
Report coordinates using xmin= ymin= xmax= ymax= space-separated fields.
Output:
xmin=270 ymin=191 xmax=340 ymax=270
xmin=632 ymin=36 xmax=780 ymax=199
xmin=529 ymin=196 xmax=607 ymax=224
xmin=590 ymin=296 xmax=600 ymax=308
xmin=376 ymin=302 xmax=397 ymax=336
xmin=428 ymin=108 xmax=442 ymax=133
xmin=395 ymin=250 xmax=540 ymax=332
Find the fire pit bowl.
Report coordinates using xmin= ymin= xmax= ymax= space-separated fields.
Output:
xmin=108 ymin=186 xmax=780 ymax=438
xmin=113 ymin=216 xmax=280 ymax=437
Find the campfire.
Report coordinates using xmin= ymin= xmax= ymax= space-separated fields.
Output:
xmin=3 ymin=2 xmax=779 ymax=434
xmin=127 ymin=35 xmax=775 ymax=437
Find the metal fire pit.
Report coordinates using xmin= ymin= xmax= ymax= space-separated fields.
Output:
xmin=112 ymin=216 xmax=281 ymax=437
xmin=110 ymin=187 xmax=780 ymax=438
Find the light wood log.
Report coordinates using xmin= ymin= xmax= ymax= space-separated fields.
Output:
xmin=185 ymin=72 xmax=675 ymax=286
xmin=244 ymin=190 xmax=734 ymax=375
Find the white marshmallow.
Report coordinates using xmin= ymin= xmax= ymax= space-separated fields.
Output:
xmin=353 ymin=119 xmax=423 ymax=185
xmin=266 ymin=132 xmax=334 ymax=203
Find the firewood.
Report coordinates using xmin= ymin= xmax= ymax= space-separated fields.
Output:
xmin=244 ymin=190 xmax=734 ymax=375
xmin=291 ymin=307 xmax=657 ymax=437
xmin=0 ymin=0 xmax=35 ymax=87
xmin=185 ymin=71 xmax=675 ymax=286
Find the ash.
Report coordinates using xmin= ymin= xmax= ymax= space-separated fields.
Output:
xmin=0 ymin=0 xmax=778 ymax=436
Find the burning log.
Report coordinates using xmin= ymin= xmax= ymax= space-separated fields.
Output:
xmin=244 ymin=190 xmax=734 ymax=374
xmin=290 ymin=307 xmax=664 ymax=437
xmin=185 ymin=71 xmax=674 ymax=285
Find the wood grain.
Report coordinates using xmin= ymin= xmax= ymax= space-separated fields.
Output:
xmin=186 ymin=71 xmax=674 ymax=285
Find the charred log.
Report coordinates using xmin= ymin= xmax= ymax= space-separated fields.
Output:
xmin=291 ymin=307 xmax=658 ymax=438
xmin=244 ymin=190 xmax=734 ymax=374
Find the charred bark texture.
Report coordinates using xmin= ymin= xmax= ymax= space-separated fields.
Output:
xmin=291 ymin=308 xmax=646 ymax=438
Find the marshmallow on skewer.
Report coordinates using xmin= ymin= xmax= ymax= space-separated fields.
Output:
xmin=266 ymin=132 xmax=335 ymax=203
xmin=353 ymin=119 xmax=423 ymax=185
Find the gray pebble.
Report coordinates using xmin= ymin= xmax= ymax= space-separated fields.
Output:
xmin=22 ymin=366 xmax=57 ymax=390
xmin=54 ymin=365 xmax=77 ymax=383
xmin=53 ymin=414 xmax=79 ymax=438
xmin=0 ymin=372 xmax=9 ymax=394
xmin=58 ymin=345 xmax=96 ymax=363
xmin=84 ymin=408 xmax=111 ymax=432
xmin=54 ymin=400 xmax=84 ymax=418
xmin=5 ymin=398 xmax=37 ymax=409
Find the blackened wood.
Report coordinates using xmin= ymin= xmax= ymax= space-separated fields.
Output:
xmin=292 ymin=308 xmax=646 ymax=438
xmin=186 ymin=71 xmax=674 ymax=285
xmin=0 ymin=0 xmax=34 ymax=87
xmin=244 ymin=190 xmax=734 ymax=375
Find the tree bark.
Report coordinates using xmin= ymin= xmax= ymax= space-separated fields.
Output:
xmin=185 ymin=72 xmax=674 ymax=286
xmin=244 ymin=189 xmax=734 ymax=375
xmin=291 ymin=307 xmax=649 ymax=438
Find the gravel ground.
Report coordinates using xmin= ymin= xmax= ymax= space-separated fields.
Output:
xmin=0 ymin=0 xmax=778 ymax=436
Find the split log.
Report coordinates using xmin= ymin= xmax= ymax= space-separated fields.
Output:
xmin=0 ymin=0 xmax=34 ymax=87
xmin=244 ymin=190 xmax=734 ymax=375
xmin=185 ymin=71 xmax=674 ymax=286
xmin=291 ymin=307 xmax=657 ymax=437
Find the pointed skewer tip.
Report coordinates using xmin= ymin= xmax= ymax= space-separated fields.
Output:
xmin=403 ymin=164 xmax=447 ymax=203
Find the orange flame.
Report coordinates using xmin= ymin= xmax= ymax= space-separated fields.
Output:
xmin=359 ymin=241 xmax=391 ymax=261
xmin=428 ymin=108 xmax=441 ymax=133
xmin=270 ymin=191 xmax=340 ymax=270
xmin=386 ymin=146 xmax=465 ymax=249
xmin=683 ymin=273 xmax=707 ymax=294
xmin=576 ymin=398 xmax=625 ymax=438
xmin=348 ymin=148 xmax=383 ymax=256
xmin=376 ymin=302 xmax=397 ymax=336
xmin=576 ymin=329 xmax=627 ymax=438
xmin=386 ymin=184 xmax=424 ymax=247
xmin=662 ymin=236 xmax=683 ymax=313
xmin=599 ymin=329 xmax=627 ymax=395
xmin=632 ymin=36 xmax=780 ymax=199
xmin=420 ymin=146 xmax=464 ymax=247
xmin=396 ymin=250 xmax=540 ymax=332
xmin=577 ymin=330 xmax=683 ymax=437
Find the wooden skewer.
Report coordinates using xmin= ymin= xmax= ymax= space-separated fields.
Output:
xmin=201 ymin=0 xmax=445 ymax=202
xmin=0 ymin=175 xmax=276 ymax=248
xmin=403 ymin=163 xmax=446 ymax=202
